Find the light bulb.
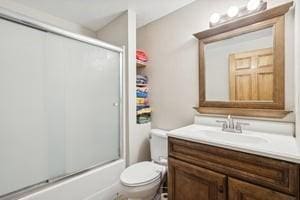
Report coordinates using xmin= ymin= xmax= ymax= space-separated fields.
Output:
xmin=210 ymin=13 xmax=221 ymax=24
xmin=227 ymin=6 xmax=239 ymax=18
xmin=247 ymin=0 xmax=261 ymax=11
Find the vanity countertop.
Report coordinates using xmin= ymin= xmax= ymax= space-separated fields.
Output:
xmin=168 ymin=124 xmax=300 ymax=164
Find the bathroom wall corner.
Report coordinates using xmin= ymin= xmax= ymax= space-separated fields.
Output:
xmin=295 ymin=1 xmax=300 ymax=141
xmin=97 ymin=10 xmax=150 ymax=166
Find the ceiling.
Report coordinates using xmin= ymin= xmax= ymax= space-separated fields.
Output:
xmin=11 ymin=0 xmax=196 ymax=31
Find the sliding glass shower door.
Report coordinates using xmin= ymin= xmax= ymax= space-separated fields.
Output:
xmin=0 ymin=16 xmax=122 ymax=197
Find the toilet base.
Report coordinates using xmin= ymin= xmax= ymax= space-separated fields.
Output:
xmin=120 ymin=162 xmax=167 ymax=200
xmin=120 ymin=175 xmax=163 ymax=200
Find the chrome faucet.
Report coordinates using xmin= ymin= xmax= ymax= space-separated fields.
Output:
xmin=227 ymin=115 xmax=234 ymax=129
xmin=216 ymin=115 xmax=249 ymax=133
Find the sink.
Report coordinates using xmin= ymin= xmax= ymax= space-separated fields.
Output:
xmin=202 ymin=130 xmax=268 ymax=145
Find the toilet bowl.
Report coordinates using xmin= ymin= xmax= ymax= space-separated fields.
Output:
xmin=120 ymin=161 xmax=166 ymax=200
xmin=120 ymin=129 xmax=168 ymax=200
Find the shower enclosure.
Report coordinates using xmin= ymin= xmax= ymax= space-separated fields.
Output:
xmin=0 ymin=8 xmax=123 ymax=198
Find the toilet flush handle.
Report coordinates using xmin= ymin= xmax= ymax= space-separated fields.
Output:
xmin=159 ymin=156 xmax=168 ymax=165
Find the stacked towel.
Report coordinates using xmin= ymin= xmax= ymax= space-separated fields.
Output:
xmin=136 ymin=75 xmax=148 ymax=85
xmin=136 ymin=87 xmax=149 ymax=98
xmin=137 ymin=98 xmax=149 ymax=105
xmin=136 ymin=50 xmax=151 ymax=124
xmin=136 ymin=49 xmax=148 ymax=63
xmin=137 ymin=107 xmax=151 ymax=115
xmin=137 ymin=114 xmax=151 ymax=124
xmin=136 ymin=102 xmax=151 ymax=124
xmin=136 ymin=75 xmax=151 ymax=124
xmin=136 ymin=84 xmax=151 ymax=123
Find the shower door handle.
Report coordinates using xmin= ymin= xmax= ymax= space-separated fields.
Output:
xmin=113 ymin=102 xmax=119 ymax=107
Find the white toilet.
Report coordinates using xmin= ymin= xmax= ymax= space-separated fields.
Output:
xmin=120 ymin=129 xmax=168 ymax=200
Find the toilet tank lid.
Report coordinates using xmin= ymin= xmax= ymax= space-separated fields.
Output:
xmin=151 ymin=129 xmax=168 ymax=138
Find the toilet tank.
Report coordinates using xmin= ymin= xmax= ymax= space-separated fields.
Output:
xmin=150 ymin=129 xmax=168 ymax=164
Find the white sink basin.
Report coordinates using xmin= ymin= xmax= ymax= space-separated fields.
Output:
xmin=168 ymin=124 xmax=300 ymax=163
xmin=203 ymin=130 xmax=268 ymax=145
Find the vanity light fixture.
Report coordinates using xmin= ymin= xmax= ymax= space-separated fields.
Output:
xmin=227 ymin=6 xmax=239 ymax=18
xmin=210 ymin=13 xmax=221 ymax=24
xmin=209 ymin=0 xmax=267 ymax=27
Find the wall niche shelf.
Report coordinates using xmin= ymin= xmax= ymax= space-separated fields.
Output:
xmin=136 ymin=60 xmax=147 ymax=68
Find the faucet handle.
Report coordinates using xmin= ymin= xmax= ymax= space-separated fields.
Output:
xmin=235 ymin=122 xmax=250 ymax=133
xmin=216 ymin=120 xmax=228 ymax=130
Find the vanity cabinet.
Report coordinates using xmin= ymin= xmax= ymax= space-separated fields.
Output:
xmin=168 ymin=158 xmax=226 ymax=200
xmin=168 ymin=137 xmax=299 ymax=200
xmin=229 ymin=178 xmax=295 ymax=200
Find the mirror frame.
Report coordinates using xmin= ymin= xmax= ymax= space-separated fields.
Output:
xmin=193 ymin=2 xmax=293 ymax=118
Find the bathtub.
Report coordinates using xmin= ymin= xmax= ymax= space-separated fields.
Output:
xmin=19 ymin=159 xmax=125 ymax=200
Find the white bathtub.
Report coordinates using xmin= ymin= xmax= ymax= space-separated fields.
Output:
xmin=19 ymin=159 xmax=125 ymax=200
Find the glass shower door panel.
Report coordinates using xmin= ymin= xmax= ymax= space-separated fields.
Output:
xmin=44 ymin=34 xmax=67 ymax=179
xmin=62 ymin=37 xmax=121 ymax=173
xmin=0 ymin=17 xmax=121 ymax=197
xmin=0 ymin=19 xmax=49 ymax=196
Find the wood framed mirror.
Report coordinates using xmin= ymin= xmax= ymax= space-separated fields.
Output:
xmin=193 ymin=2 xmax=293 ymax=118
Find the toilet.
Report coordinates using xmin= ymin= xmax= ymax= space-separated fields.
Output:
xmin=120 ymin=129 xmax=168 ymax=200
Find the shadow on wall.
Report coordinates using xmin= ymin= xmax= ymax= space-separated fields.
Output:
xmin=137 ymin=138 xmax=151 ymax=162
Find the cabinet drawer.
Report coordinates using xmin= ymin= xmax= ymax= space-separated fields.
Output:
xmin=229 ymin=178 xmax=295 ymax=200
xmin=168 ymin=137 xmax=299 ymax=195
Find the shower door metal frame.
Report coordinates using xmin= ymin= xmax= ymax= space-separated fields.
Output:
xmin=0 ymin=7 xmax=125 ymax=200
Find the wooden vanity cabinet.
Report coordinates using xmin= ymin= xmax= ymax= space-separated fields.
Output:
xmin=168 ymin=158 xmax=227 ymax=200
xmin=228 ymin=178 xmax=295 ymax=200
xmin=168 ymin=137 xmax=300 ymax=200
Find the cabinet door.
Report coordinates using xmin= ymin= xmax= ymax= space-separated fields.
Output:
xmin=168 ymin=158 xmax=226 ymax=200
xmin=228 ymin=178 xmax=295 ymax=200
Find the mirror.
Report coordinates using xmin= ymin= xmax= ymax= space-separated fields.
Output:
xmin=205 ymin=27 xmax=274 ymax=102
xmin=194 ymin=10 xmax=291 ymax=117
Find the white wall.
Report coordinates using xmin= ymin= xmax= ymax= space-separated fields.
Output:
xmin=295 ymin=1 xmax=300 ymax=141
xmin=97 ymin=10 xmax=151 ymax=166
xmin=0 ymin=0 xmax=96 ymax=37
xmin=96 ymin=12 xmax=129 ymax=48
xmin=137 ymin=0 xmax=295 ymax=130
xmin=285 ymin=5 xmax=295 ymax=121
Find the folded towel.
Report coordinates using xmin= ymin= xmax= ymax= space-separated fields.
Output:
xmin=137 ymin=107 xmax=152 ymax=115
xmin=136 ymin=98 xmax=149 ymax=105
xmin=137 ymin=105 xmax=150 ymax=110
xmin=136 ymin=75 xmax=148 ymax=85
xmin=136 ymin=49 xmax=148 ymax=62
xmin=137 ymin=90 xmax=148 ymax=98
xmin=137 ymin=87 xmax=149 ymax=92
xmin=137 ymin=113 xmax=151 ymax=124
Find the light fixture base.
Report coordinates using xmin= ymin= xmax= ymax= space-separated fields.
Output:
xmin=209 ymin=1 xmax=267 ymax=28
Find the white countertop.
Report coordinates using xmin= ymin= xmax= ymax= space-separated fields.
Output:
xmin=168 ymin=124 xmax=300 ymax=164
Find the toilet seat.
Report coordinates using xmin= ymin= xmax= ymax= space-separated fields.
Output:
xmin=120 ymin=161 xmax=164 ymax=187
